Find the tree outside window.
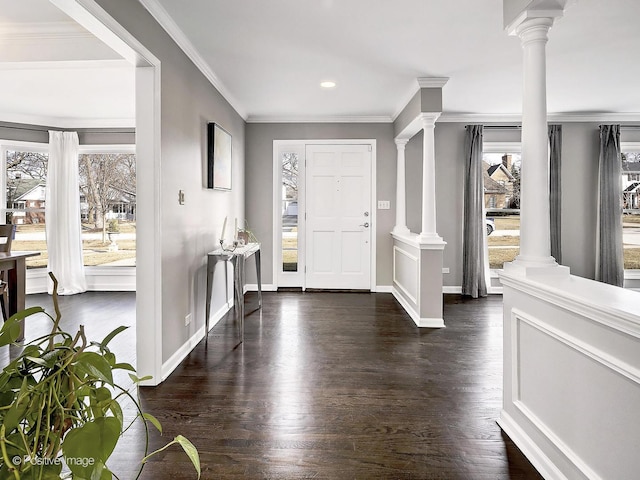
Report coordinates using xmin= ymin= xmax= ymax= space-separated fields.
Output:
xmin=4 ymin=148 xmax=136 ymax=269
xmin=482 ymin=152 xmax=521 ymax=269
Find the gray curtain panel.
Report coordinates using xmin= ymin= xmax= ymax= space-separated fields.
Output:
xmin=549 ymin=124 xmax=562 ymax=264
xmin=596 ymin=124 xmax=624 ymax=286
xmin=462 ymin=125 xmax=487 ymax=298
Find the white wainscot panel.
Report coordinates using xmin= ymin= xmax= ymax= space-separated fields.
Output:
xmin=514 ymin=310 xmax=640 ymax=480
xmin=393 ymin=246 xmax=418 ymax=304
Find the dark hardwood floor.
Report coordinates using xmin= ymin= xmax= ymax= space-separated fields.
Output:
xmin=7 ymin=291 xmax=543 ymax=479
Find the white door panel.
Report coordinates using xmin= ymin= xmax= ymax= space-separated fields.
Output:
xmin=305 ymin=144 xmax=371 ymax=289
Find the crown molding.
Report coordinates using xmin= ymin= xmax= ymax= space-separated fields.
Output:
xmin=0 ymin=112 xmax=135 ymax=129
xmin=417 ymin=77 xmax=449 ymax=88
xmin=438 ymin=113 xmax=522 ymax=123
xmin=0 ymin=59 xmax=131 ymax=71
xmin=246 ymin=115 xmax=393 ymax=124
xmin=439 ymin=112 xmax=640 ymax=123
xmin=0 ymin=21 xmax=92 ymax=40
xmin=137 ymin=0 xmax=247 ymax=120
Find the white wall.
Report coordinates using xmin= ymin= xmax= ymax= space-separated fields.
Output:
xmin=500 ymin=271 xmax=640 ymax=479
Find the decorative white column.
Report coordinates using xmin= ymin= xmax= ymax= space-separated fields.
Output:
xmin=419 ymin=113 xmax=443 ymax=243
xmin=393 ymin=138 xmax=410 ymax=235
xmin=507 ymin=17 xmax=559 ymax=271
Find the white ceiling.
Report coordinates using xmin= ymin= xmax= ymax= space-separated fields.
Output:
xmin=0 ymin=0 xmax=134 ymax=128
xmin=1 ymin=0 xmax=639 ymax=126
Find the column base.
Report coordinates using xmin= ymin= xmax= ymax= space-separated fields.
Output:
xmin=503 ymin=255 xmax=570 ymax=278
xmin=418 ymin=232 xmax=445 ymax=244
xmin=392 ymin=225 xmax=411 ymax=236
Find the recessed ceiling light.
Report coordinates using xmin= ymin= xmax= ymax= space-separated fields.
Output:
xmin=320 ymin=81 xmax=336 ymax=89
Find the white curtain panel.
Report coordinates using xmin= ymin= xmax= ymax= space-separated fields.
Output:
xmin=46 ymin=131 xmax=87 ymax=295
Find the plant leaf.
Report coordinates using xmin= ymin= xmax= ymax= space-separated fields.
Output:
xmin=142 ymin=413 xmax=162 ymax=434
xmin=141 ymin=435 xmax=201 ymax=479
xmin=112 ymin=362 xmax=136 ymax=372
xmin=109 ymin=400 xmax=123 ymax=427
xmin=62 ymin=417 xmax=121 ymax=478
xmin=74 ymin=352 xmax=113 ymax=384
xmin=101 ymin=325 xmax=129 ymax=348
xmin=0 ymin=318 xmax=21 ymax=347
xmin=128 ymin=374 xmax=153 ymax=384
xmin=174 ymin=435 xmax=201 ymax=478
xmin=8 ymin=306 xmax=45 ymax=323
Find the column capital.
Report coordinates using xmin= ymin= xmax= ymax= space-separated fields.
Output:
xmin=419 ymin=112 xmax=440 ymax=129
xmin=516 ymin=17 xmax=553 ymax=46
xmin=505 ymin=0 xmax=568 ymax=36
xmin=395 ymin=138 xmax=409 ymax=148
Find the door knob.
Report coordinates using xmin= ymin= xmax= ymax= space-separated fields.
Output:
xmin=360 ymin=222 xmax=370 ymax=228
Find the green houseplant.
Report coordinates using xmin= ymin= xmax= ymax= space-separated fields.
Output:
xmin=0 ymin=273 xmax=200 ymax=479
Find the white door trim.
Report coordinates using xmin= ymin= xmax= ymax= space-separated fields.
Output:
xmin=273 ymin=139 xmax=377 ymax=292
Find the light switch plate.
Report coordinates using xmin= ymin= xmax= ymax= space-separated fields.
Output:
xmin=377 ymin=200 xmax=390 ymax=210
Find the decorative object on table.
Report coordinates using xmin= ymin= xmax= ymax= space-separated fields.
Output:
xmin=0 ymin=273 xmax=201 ymax=479
xmin=237 ymin=219 xmax=259 ymax=246
xmin=207 ymin=122 xmax=232 ymax=190
xmin=218 ymin=216 xmax=236 ymax=252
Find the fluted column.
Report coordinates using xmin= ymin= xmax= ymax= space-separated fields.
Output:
xmin=393 ymin=138 xmax=410 ymax=235
xmin=510 ymin=17 xmax=557 ymax=269
xmin=419 ymin=113 xmax=442 ymax=243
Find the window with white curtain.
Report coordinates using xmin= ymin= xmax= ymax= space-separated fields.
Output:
xmin=1 ymin=142 xmax=136 ymax=270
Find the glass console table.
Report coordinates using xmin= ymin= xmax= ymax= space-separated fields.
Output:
xmin=205 ymin=242 xmax=262 ymax=345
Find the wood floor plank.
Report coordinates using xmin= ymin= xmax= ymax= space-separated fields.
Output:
xmin=10 ymin=291 xmax=544 ymax=479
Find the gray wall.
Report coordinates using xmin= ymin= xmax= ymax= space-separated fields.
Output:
xmin=95 ymin=0 xmax=246 ymax=363
xmin=245 ymin=123 xmax=395 ymax=287
xmin=405 ymin=124 xmax=466 ymax=287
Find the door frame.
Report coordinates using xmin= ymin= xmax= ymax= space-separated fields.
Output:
xmin=272 ymin=139 xmax=377 ymax=291
xmin=53 ymin=0 xmax=163 ymax=385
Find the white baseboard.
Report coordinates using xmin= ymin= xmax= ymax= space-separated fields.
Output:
xmin=161 ymin=301 xmax=232 ymax=381
xmin=443 ymin=286 xmax=462 ymax=294
xmin=497 ymin=410 xmax=568 ymax=480
xmin=245 ymin=283 xmax=277 ymax=292
xmin=26 ymin=267 xmax=136 ymax=294
xmin=375 ymin=285 xmax=393 ymax=293
xmin=392 ymin=287 xmax=445 ymax=328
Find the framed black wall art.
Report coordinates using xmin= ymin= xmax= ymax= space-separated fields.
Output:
xmin=207 ymin=122 xmax=232 ymax=190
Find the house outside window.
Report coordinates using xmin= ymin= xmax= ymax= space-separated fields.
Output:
xmin=483 ymin=145 xmax=521 ymax=270
xmin=621 ymin=146 xmax=640 ymax=271
xmin=5 ymin=147 xmax=48 ymax=268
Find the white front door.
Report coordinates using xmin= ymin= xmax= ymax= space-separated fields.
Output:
xmin=305 ymin=144 xmax=372 ymax=289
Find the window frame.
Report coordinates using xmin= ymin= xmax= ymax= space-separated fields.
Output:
xmin=273 ymin=142 xmax=306 ymax=288
xmin=0 ymin=140 xmax=136 ymax=271
xmin=483 ymin=142 xmax=522 ymax=278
